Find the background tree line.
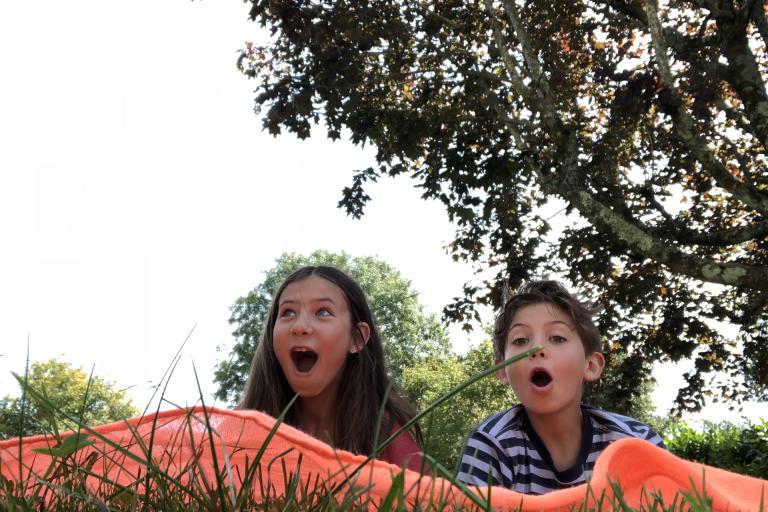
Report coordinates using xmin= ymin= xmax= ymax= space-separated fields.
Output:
xmin=0 ymin=359 xmax=138 ymax=439
xmin=2 ymin=251 xmax=765 ymax=477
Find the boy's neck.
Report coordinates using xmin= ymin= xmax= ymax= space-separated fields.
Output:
xmin=525 ymin=405 xmax=584 ymax=473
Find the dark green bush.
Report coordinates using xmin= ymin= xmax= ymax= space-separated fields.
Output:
xmin=665 ymin=420 xmax=768 ymax=479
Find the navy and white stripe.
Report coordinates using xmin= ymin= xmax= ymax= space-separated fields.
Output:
xmin=456 ymin=404 xmax=665 ymax=495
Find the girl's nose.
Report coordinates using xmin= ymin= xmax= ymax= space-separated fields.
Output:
xmin=290 ymin=314 xmax=312 ymax=336
xmin=529 ymin=347 xmax=548 ymax=359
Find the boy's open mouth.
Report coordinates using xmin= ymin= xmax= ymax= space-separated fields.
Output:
xmin=530 ymin=369 xmax=553 ymax=388
xmin=291 ymin=348 xmax=318 ymax=374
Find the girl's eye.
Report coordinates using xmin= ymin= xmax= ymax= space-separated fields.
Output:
xmin=280 ymin=308 xmax=296 ymax=318
xmin=510 ymin=337 xmax=528 ymax=346
xmin=550 ymin=335 xmax=567 ymax=343
xmin=316 ymin=308 xmax=333 ymax=317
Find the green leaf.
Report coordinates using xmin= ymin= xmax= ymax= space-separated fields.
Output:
xmin=32 ymin=433 xmax=95 ymax=457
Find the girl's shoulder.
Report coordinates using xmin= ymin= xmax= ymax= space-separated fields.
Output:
xmin=377 ymin=420 xmax=426 ymax=473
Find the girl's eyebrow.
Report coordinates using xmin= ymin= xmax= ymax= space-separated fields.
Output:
xmin=278 ymin=297 xmax=337 ymax=306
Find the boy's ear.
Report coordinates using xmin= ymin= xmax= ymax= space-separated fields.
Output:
xmin=495 ymin=358 xmax=510 ymax=385
xmin=349 ymin=322 xmax=371 ymax=354
xmin=584 ymin=351 xmax=605 ymax=382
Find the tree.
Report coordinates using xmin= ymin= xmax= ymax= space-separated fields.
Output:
xmin=213 ymin=250 xmax=451 ymax=404
xmin=237 ymin=1 xmax=768 ymax=413
xmin=0 ymin=359 xmax=139 ymax=439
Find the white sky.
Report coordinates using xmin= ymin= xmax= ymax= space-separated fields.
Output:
xmin=0 ymin=0 xmax=764 ymax=424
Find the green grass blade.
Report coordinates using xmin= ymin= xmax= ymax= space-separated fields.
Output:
xmin=377 ymin=470 xmax=405 ymax=512
xmin=331 ymin=346 xmax=540 ymax=496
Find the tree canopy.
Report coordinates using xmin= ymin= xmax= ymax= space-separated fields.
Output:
xmin=0 ymin=359 xmax=138 ymax=439
xmin=238 ymin=0 xmax=768 ymax=412
xmin=213 ymin=250 xmax=451 ymax=404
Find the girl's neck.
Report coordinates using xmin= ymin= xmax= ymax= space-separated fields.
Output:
xmin=297 ymin=396 xmax=337 ymax=444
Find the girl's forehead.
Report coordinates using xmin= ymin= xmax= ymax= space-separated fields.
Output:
xmin=279 ymin=274 xmax=347 ymax=303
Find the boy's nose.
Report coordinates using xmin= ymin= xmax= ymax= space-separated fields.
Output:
xmin=529 ymin=347 xmax=548 ymax=359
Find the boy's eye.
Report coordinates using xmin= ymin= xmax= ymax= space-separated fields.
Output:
xmin=510 ymin=337 xmax=528 ymax=346
xmin=550 ymin=335 xmax=567 ymax=343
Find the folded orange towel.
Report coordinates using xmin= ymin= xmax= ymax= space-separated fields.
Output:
xmin=1 ymin=406 xmax=765 ymax=510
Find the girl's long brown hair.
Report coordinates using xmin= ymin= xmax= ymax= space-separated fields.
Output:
xmin=239 ymin=266 xmax=422 ymax=455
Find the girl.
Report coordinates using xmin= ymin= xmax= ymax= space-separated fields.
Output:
xmin=239 ymin=265 xmax=425 ymax=471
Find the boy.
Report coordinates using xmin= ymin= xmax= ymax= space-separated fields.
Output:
xmin=456 ymin=280 xmax=664 ymax=495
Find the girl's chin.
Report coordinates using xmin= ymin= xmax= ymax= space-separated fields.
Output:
xmin=290 ymin=387 xmax=316 ymax=398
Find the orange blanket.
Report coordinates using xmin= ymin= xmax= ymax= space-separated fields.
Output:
xmin=1 ymin=406 xmax=765 ymax=510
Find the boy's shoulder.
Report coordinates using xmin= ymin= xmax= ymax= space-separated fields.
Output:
xmin=583 ymin=405 xmax=665 ymax=446
xmin=474 ymin=403 xmax=526 ymax=436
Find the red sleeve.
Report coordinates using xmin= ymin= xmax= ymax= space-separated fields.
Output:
xmin=377 ymin=425 xmax=429 ymax=473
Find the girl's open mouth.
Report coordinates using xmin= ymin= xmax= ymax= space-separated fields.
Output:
xmin=291 ymin=348 xmax=318 ymax=374
xmin=530 ymin=369 xmax=552 ymax=388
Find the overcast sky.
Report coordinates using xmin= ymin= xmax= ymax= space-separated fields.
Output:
xmin=1 ymin=0 xmax=764 ymax=423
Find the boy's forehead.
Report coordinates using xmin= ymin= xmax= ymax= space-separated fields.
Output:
xmin=509 ymin=302 xmax=575 ymax=328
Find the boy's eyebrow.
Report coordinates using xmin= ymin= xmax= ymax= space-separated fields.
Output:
xmin=509 ymin=320 xmax=572 ymax=329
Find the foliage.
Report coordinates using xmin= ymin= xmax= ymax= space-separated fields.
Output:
xmin=237 ymin=0 xmax=768 ymax=413
xmin=0 ymin=359 xmax=138 ymax=439
xmin=213 ymin=250 xmax=451 ymax=404
xmin=665 ymin=420 xmax=768 ymax=479
xmin=402 ymin=340 xmax=515 ymax=469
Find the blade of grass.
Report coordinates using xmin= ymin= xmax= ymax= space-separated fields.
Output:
xmin=143 ymin=333 xmax=188 ymax=507
xmin=330 ymin=346 xmax=541 ymax=496
xmin=421 ymin=453 xmax=488 ymax=511
xmin=377 ymin=470 xmax=405 ymax=512
xmin=141 ymin=326 xmax=196 ymax=418
xmin=233 ymin=394 xmax=299 ymax=507
xmin=191 ymin=361 xmax=228 ymax=510
xmin=12 ymin=373 xmax=210 ymax=509
xmin=16 ymin=337 xmax=31 ymax=489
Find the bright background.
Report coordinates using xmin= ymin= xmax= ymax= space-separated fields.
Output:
xmin=1 ymin=0 xmax=765 ymax=423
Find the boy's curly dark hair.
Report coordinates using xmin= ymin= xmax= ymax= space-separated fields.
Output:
xmin=492 ymin=280 xmax=602 ymax=360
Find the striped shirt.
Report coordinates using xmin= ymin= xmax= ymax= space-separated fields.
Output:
xmin=456 ymin=404 xmax=665 ymax=495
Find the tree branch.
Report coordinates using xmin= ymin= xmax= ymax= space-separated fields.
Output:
xmin=751 ymin=0 xmax=768 ymax=48
xmin=650 ymin=219 xmax=768 ymax=246
xmin=558 ymin=170 xmax=768 ymax=289
xmin=499 ymin=0 xmax=564 ymax=137
xmin=479 ymin=0 xmax=768 ymax=290
xmin=717 ymin=8 xmax=768 ymax=150
xmin=643 ymin=0 xmax=768 ymax=216
xmin=481 ymin=0 xmax=533 ymax=106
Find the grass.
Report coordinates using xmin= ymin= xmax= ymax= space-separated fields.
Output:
xmin=0 ymin=348 xmax=760 ymax=511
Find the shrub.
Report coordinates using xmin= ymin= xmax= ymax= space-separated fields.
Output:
xmin=665 ymin=420 xmax=768 ymax=479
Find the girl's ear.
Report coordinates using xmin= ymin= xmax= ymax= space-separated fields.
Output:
xmin=584 ymin=351 xmax=605 ymax=382
xmin=495 ymin=359 xmax=510 ymax=385
xmin=349 ymin=322 xmax=371 ymax=353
